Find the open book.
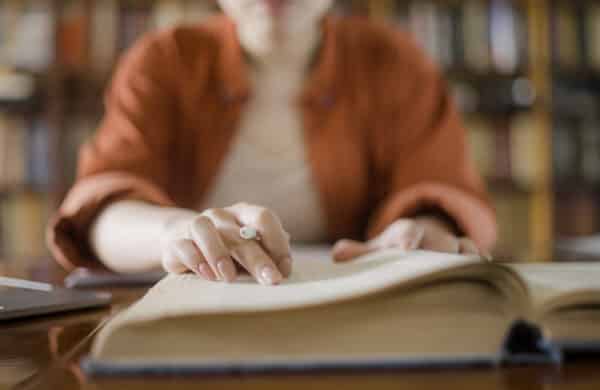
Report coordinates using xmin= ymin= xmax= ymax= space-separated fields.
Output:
xmin=84 ymin=247 xmax=600 ymax=375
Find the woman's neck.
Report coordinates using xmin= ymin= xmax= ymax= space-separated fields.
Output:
xmin=240 ymin=21 xmax=322 ymax=70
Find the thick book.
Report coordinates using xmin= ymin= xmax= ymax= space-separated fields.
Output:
xmin=83 ymin=248 xmax=600 ymax=375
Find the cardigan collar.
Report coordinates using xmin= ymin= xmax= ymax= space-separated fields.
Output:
xmin=214 ymin=15 xmax=339 ymax=107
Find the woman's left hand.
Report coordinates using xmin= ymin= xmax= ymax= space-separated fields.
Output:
xmin=332 ymin=216 xmax=491 ymax=262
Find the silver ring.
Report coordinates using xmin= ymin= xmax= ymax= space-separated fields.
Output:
xmin=239 ymin=226 xmax=260 ymax=241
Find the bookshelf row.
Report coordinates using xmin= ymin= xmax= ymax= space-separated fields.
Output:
xmin=0 ymin=0 xmax=592 ymax=260
xmin=374 ymin=0 xmax=530 ymax=76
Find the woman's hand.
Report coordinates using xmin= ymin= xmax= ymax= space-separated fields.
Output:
xmin=332 ymin=215 xmax=491 ymax=262
xmin=161 ymin=203 xmax=292 ymax=285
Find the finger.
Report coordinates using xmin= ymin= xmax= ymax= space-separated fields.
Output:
xmin=227 ymin=203 xmax=292 ymax=276
xmin=201 ymin=208 xmax=242 ymax=245
xmin=372 ymin=220 xmax=425 ymax=251
xmin=172 ymin=239 xmax=217 ymax=281
xmin=458 ymin=238 xmax=479 ymax=256
xmin=162 ymin=245 xmax=188 ymax=274
xmin=332 ymin=239 xmax=373 ymax=262
xmin=162 ymin=240 xmax=216 ymax=280
xmin=189 ymin=216 xmax=237 ymax=282
xmin=420 ymin=230 xmax=460 ymax=253
xmin=230 ymin=242 xmax=283 ymax=285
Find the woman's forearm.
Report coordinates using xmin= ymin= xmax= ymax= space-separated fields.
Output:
xmin=89 ymin=200 xmax=196 ymax=273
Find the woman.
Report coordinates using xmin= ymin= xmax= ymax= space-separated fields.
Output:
xmin=47 ymin=0 xmax=497 ymax=285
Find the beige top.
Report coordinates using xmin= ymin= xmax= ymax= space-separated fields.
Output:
xmin=201 ymin=35 xmax=328 ymax=242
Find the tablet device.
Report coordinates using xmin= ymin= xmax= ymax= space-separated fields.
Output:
xmin=0 ymin=277 xmax=111 ymax=321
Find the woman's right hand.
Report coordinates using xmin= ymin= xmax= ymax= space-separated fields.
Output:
xmin=160 ymin=203 xmax=292 ymax=285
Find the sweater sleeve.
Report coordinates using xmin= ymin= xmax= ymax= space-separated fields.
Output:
xmin=366 ymin=35 xmax=497 ymax=250
xmin=47 ymin=33 xmax=178 ymax=271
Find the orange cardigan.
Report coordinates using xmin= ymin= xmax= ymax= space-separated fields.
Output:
xmin=47 ymin=15 xmax=497 ymax=271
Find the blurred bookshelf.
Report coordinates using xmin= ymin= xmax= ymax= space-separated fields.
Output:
xmin=364 ymin=0 xmax=553 ymax=261
xmin=0 ymin=0 xmax=589 ymax=262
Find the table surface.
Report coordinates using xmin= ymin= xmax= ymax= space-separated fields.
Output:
xmin=2 ymin=257 xmax=600 ymax=390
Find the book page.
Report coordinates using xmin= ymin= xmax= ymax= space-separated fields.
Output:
xmin=101 ymin=248 xmax=483 ymax=331
xmin=506 ymin=262 xmax=600 ymax=313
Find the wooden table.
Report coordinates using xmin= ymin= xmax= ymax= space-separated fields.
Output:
xmin=2 ymin=258 xmax=600 ymax=390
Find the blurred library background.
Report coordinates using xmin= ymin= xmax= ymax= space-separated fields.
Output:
xmin=0 ymin=0 xmax=599 ymax=264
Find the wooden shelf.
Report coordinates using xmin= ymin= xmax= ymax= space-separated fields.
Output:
xmin=486 ymin=177 xmax=535 ymax=194
xmin=0 ymin=185 xmax=49 ymax=196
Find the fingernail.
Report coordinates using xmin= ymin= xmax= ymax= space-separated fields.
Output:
xmin=259 ymin=265 xmax=282 ymax=285
xmin=217 ymin=259 xmax=236 ymax=282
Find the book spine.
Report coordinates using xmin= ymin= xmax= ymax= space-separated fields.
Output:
xmin=585 ymin=3 xmax=600 ymax=71
xmin=554 ymin=2 xmax=580 ymax=70
xmin=90 ymin=0 xmax=118 ymax=77
xmin=490 ymin=0 xmax=519 ymax=74
xmin=552 ymin=119 xmax=579 ymax=182
xmin=462 ymin=0 xmax=491 ymax=72
xmin=509 ymin=113 xmax=538 ymax=186
xmin=9 ymin=1 xmax=54 ymax=72
xmin=436 ymin=4 xmax=455 ymax=69
xmin=58 ymin=1 xmax=88 ymax=72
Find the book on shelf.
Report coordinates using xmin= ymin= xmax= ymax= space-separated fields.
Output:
xmin=383 ymin=0 xmax=527 ymax=74
xmin=0 ymin=114 xmax=27 ymax=190
xmin=0 ymin=191 xmax=48 ymax=259
xmin=462 ymin=0 xmax=491 ymax=72
xmin=452 ymin=77 xmax=535 ymax=116
xmin=553 ymin=82 xmax=599 ymax=118
xmin=584 ymin=3 xmax=600 ymax=71
xmin=553 ymin=1 xmax=600 ymax=73
xmin=508 ymin=113 xmax=539 ymax=187
xmin=407 ymin=2 xmax=443 ymax=68
xmin=489 ymin=0 xmax=522 ymax=74
xmin=62 ymin=115 xmax=97 ymax=185
xmin=1 ymin=0 xmax=54 ymax=72
xmin=27 ymin=118 xmax=51 ymax=190
xmin=465 ymin=113 xmax=538 ymax=189
xmin=552 ymin=118 xmax=600 ymax=186
xmin=553 ymin=2 xmax=580 ymax=71
xmin=580 ymin=119 xmax=600 ymax=184
xmin=552 ymin=119 xmax=579 ymax=182
xmin=494 ymin=118 xmax=513 ymax=180
xmin=89 ymin=0 xmax=119 ymax=77
xmin=84 ymin=247 xmax=600 ymax=375
xmin=465 ymin=115 xmax=495 ymax=179
xmin=0 ymin=113 xmax=51 ymax=191
xmin=0 ymin=70 xmax=36 ymax=104
xmin=554 ymin=191 xmax=599 ymax=237
xmin=58 ymin=0 xmax=88 ymax=72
